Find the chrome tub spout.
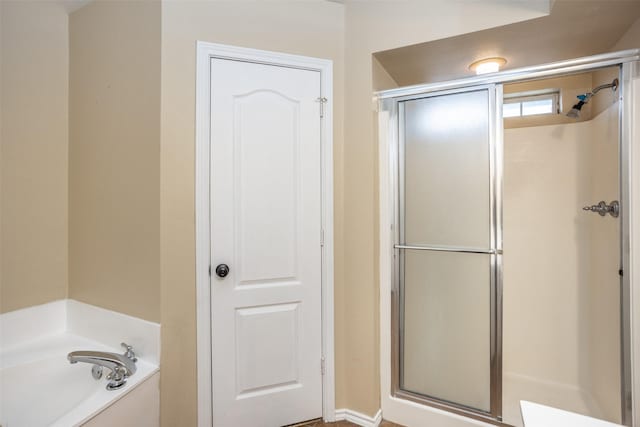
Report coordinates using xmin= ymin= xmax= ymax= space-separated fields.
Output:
xmin=68 ymin=343 xmax=138 ymax=390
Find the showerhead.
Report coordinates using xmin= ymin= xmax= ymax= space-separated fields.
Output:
xmin=566 ymin=78 xmax=618 ymax=119
xmin=566 ymin=100 xmax=585 ymax=119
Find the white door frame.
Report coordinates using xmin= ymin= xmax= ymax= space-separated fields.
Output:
xmin=194 ymin=41 xmax=335 ymax=427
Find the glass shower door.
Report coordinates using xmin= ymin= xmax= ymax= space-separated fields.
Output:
xmin=395 ymin=86 xmax=502 ymax=420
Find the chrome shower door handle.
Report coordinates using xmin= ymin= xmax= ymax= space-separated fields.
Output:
xmin=582 ymin=200 xmax=619 ymax=218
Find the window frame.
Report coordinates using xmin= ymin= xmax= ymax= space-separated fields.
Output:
xmin=503 ymin=88 xmax=561 ymax=118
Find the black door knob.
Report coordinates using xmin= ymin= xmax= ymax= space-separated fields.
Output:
xmin=215 ymin=264 xmax=229 ymax=278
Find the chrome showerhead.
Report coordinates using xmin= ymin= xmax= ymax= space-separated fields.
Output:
xmin=566 ymin=78 xmax=618 ymax=119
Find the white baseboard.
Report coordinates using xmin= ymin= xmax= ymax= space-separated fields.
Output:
xmin=335 ymin=408 xmax=382 ymax=427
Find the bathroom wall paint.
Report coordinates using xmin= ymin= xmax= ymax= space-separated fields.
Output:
xmin=159 ymin=1 xmax=552 ymax=423
xmin=0 ymin=1 xmax=558 ymax=424
xmin=0 ymin=1 xmax=69 ymax=313
xmin=372 ymin=57 xmax=399 ymax=92
xmin=0 ymin=2 xmax=630 ymax=425
xmin=160 ymin=2 xmax=345 ymax=424
xmin=611 ymin=16 xmax=640 ymax=52
xmin=69 ymin=0 xmax=161 ymax=323
xmin=345 ymin=1 xmax=549 ymax=420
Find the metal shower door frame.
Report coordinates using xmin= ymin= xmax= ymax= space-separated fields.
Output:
xmin=378 ymin=49 xmax=640 ymax=427
xmin=619 ymin=59 xmax=636 ymax=427
xmin=390 ymin=84 xmax=504 ymax=424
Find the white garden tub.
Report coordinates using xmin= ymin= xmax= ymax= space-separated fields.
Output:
xmin=0 ymin=300 xmax=160 ymax=427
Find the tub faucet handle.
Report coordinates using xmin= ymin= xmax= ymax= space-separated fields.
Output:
xmin=121 ymin=342 xmax=138 ymax=362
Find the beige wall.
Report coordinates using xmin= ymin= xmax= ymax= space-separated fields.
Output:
xmin=5 ymin=2 xmax=632 ymax=424
xmin=0 ymin=1 xmax=69 ymax=313
xmin=344 ymin=1 xmax=549 ymax=417
xmin=159 ymin=2 xmax=345 ymax=424
xmin=69 ymin=0 xmax=161 ymax=323
xmin=612 ymin=16 xmax=640 ymax=51
xmin=0 ymin=0 xmax=559 ymax=423
xmin=372 ymin=57 xmax=398 ymax=92
xmin=159 ymin=1 xmax=551 ymax=422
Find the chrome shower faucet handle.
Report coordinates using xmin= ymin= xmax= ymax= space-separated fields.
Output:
xmin=582 ymin=200 xmax=619 ymax=218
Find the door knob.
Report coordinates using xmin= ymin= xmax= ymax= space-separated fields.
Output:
xmin=215 ymin=264 xmax=230 ymax=278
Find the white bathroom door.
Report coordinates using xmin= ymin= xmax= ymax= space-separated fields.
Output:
xmin=209 ymin=57 xmax=323 ymax=427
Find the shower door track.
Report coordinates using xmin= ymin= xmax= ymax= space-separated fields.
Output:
xmin=378 ymin=48 xmax=640 ymax=427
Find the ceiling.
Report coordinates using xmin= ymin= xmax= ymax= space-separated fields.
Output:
xmin=374 ymin=0 xmax=640 ymax=86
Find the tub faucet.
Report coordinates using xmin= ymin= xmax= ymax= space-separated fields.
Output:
xmin=68 ymin=343 xmax=138 ymax=390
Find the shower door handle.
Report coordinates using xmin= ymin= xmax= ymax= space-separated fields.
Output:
xmin=394 ymin=244 xmax=502 ymax=255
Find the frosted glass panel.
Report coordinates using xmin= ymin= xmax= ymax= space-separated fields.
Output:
xmin=402 ymin=250 xmax=491 ymax=412
xmin=403 ymin=90 xmax=491 ymax=248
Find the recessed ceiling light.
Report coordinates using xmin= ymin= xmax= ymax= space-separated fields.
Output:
xmin=469 ymin=57 xmax=507 ymax=75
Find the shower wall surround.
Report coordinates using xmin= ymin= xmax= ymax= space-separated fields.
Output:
xmin=503 ymin=101 xmax=621 ymax=426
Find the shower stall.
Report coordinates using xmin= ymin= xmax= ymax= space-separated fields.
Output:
xmin=377 ymin=50 xmax=640 ymax=426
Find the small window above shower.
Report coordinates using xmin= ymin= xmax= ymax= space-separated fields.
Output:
xmin=502 ymin=68 xmax=620 ymax=129
xmin=503 ymin=89 xmax=560 ymax=118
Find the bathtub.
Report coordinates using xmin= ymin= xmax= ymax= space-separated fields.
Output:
xmin=0 ymin=300 xmax=160 ymax=427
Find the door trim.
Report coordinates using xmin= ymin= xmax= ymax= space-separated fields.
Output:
xmin=195 ymin=41 xmax=335 ymax=426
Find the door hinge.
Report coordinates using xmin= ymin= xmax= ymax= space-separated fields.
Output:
xmin=317 ymin=97 xmax=328 ymax=118
xmin=321 ymin=357 xmax=326 ymax=375
xmin=320 ymin=229 xmax=325 ymax=247
xmin=208 ymin=265 xmax=211 ymax=277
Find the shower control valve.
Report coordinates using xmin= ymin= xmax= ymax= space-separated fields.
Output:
xmin=582 ymin=200 xmax=619 ymax=218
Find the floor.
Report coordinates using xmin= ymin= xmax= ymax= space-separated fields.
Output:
xmin=300 ymin=421 xmax=405 ymax=427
